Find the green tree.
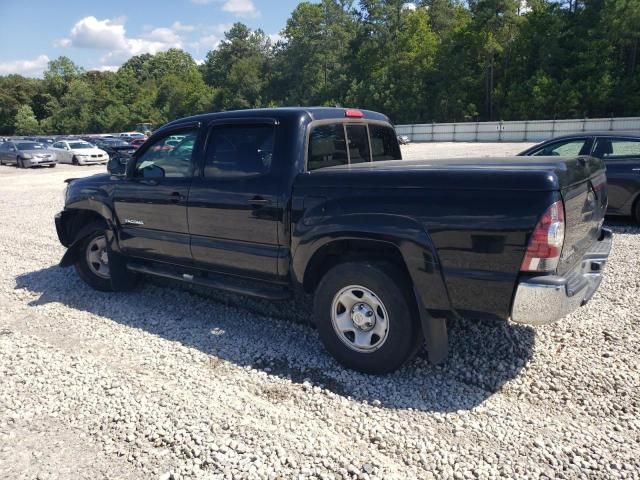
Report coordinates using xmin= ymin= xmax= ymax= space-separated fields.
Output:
xmin=347 ymin=1 xmax=438 ymax=122
xmin=271 ymin=1 xmax=355 ymax=106
xmin=14 ymin=105 xmax=40 ymax=135
xmin=202 ymin=23 xmax=272 ymax=110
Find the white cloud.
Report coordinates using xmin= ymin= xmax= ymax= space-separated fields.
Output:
xmin=56 ymin=16 xmax=187 ymax=67
xmin=402 ymin=2 xmax=417 ymax=11
xmin=0 ymin=54 xmax=50 ymax=77
xmin=190 ymin=0 xmax=259 ymax=17
xmin=171 ymin=21 xmax=195 ymax=32
xmin=54 ymin=38 xmax=72 ymax=48
xmin=222 ymin=0 xmax=259 ymax=17
xmin=66 ymin=16 xmax=128 ymax=50
xmin=93 ymin=65 xmax=120 ymax=72
xmin=269 ymin=33 xmax=284 ymax=45
xmin=143 ymin=27 xmax=183 ymax=45
xmin=191 ymin=24 xmax=232 ymax=51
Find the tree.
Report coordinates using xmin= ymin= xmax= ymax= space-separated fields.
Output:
xmin=347 ymin=1 xmax=438 ymax=122
xmin=202 ymin=23 xmax=272 ymax=110
xmin=14 ymin=105 xmax=40 ymax=135
xmin=271 ymin=1 xmax=356 ymax=106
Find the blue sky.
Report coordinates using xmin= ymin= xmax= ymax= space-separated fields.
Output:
xmin=0 ymin=0 xmax=303 ymax=77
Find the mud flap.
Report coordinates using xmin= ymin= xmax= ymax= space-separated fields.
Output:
xmin=414 ymin=289 xmax=449 ymax=364
xmin=106 ymin=231 xmax=138 ymax=291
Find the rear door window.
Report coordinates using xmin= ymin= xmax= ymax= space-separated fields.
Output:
xmin=533 ymin=139 xmax=590 ymax=156
xmin=370 ymin=125 xmax=402 ymax=161
xmin=593 ymin=138 xmax=640 ymax=160
xmin=308 ymin=124 xmax=349 ymax=171
xmin=204 ymin=124 xmax=275 ymax=178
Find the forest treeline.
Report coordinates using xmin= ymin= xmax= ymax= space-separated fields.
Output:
xmin=1 ymin=0 xmax=639 ymax=135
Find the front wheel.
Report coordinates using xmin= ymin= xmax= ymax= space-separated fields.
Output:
xmin=314 ymin=262 xmax=422 ymax=374
xmin=75 ymin=230 xmax=113 ymax=291
xmin=634 ymin=198 xmax=640 ymax=224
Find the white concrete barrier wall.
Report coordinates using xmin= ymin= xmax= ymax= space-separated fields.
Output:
xmin=395 ymin=117 xmax=640 ymax=142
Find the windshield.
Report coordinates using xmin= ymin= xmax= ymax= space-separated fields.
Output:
xmin=108 ymin=140 xmax=131 ymax=146
xmin=69 ymin=142 xmax=93 ymax=149
xmin=17 ymin=142 xmax=44 ymax=151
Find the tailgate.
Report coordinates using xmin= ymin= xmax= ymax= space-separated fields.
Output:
xmin=558 ymin=157 xmax=608 ymax=275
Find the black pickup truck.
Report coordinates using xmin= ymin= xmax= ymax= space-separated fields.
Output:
xmin=55 ymin=107 xmax=612 ymax=374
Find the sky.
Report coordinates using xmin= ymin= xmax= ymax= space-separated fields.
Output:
xmin=0 ymin=0 xmax=303 ymax=77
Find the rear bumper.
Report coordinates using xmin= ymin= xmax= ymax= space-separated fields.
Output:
xmin=510 ymin=228 xmax=612 ymax=325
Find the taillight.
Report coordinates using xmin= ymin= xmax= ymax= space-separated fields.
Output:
xmin=521 ymin=200 xmax=565 ymax=272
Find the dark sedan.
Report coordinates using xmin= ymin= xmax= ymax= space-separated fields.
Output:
xmin=519 ymin=133 xmax=640 ymax=223
xmin=93 ymin=138 xmax=137 ymax=174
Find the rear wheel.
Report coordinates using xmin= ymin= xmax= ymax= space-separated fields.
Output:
xmin=75 ymin=230 xmax=113 ymax=291
xmin=313 ymin=262 xmax=422 ymax=374
xmin=48 ymin=164 xmax=56 ymax=168
xmin=634 ymin=197 xmax=640 ymax=224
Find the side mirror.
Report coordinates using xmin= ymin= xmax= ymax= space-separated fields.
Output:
xmin=142 ymin=163 xmax=165 ymax=180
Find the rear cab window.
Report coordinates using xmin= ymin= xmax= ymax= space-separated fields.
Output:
xmin=307 ymin=122 xmax=401 ymax=171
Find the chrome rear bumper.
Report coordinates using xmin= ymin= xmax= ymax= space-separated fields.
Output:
xmin=510 ymin=228 xmax=612 ymax=325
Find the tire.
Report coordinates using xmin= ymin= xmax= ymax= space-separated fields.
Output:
xmin=49 ymin=164 xmax=56 ymax=168
xmin=72 ymin=156 xmax=79 ymax=166
xmin=634 ymin=198 xmax=640 ymax=224
xmin=74 ymin=229 xmax=114 ymax=292
xmin=313 ymin=262 xmax=422 ymax=374
xmin=16 ymin=157 xmax=22 ymax=168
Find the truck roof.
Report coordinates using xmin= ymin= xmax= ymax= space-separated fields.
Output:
xmin=162 ymin=107 xmax=391 ymax=132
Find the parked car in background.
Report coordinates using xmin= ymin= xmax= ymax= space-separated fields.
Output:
xmin=519 ymin=133 xmax=640 ymax=223
xmin=0 ymin=140 xmax=57 ymax=168
xmin=50 ymin=140 xmax=108 ymax=165
xmin=397 ymin=135 xmax=411 ymax=145
xmin=128 ymin=138 xmax=146 ymax=149
xmin=55 ymin=107 xmax=612 ymax=374
xmin=93 ymin=138 xmax=137 ymax=174
xmin=120 ymin=132 xmax=145 ymax=139
xmin=36 ymin=137 xmax=55 ymax=147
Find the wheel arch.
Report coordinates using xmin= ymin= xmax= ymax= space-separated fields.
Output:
xmin=294 ymin=216 xmax=454 ymax=318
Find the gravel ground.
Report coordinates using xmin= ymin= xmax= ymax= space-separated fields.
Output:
xmin=1 ymin=144 xmax=639 ymax=480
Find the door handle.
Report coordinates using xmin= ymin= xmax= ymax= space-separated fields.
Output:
xmin=169 ymin=192 xmax=185 ymax=203
xmin=248 ymin=197 xmax=271 ymax=207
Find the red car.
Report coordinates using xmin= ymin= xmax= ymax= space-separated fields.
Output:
xmin=129 ymin=138 xmax=147 ymax=149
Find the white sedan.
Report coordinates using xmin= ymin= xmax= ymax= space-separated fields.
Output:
xmin=50 ymin=140 xmax=109 ymax=165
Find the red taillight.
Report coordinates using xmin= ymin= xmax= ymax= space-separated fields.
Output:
xmin=345 ymin=109 xmax=364 ymax=118
xmin=521 ymin=200 xmax=565 ymax=272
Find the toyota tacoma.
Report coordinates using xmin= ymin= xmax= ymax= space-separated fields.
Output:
xmin=55 ymin=108 xmax=612 ymax=374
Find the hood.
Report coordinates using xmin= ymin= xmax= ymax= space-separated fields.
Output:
xmin=71 ymin=147 xmax=107 ymax=156
xmin=21 ymin=149 xmax=53 ymax=156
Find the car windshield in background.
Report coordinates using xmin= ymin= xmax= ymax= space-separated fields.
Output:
xmin=104 ymin=140 xmax=130 ymax=147
xmin=17 ymin=142 xmax=44 ymax=150
xmin=69 ymin=142 xmax=93 ymax=149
